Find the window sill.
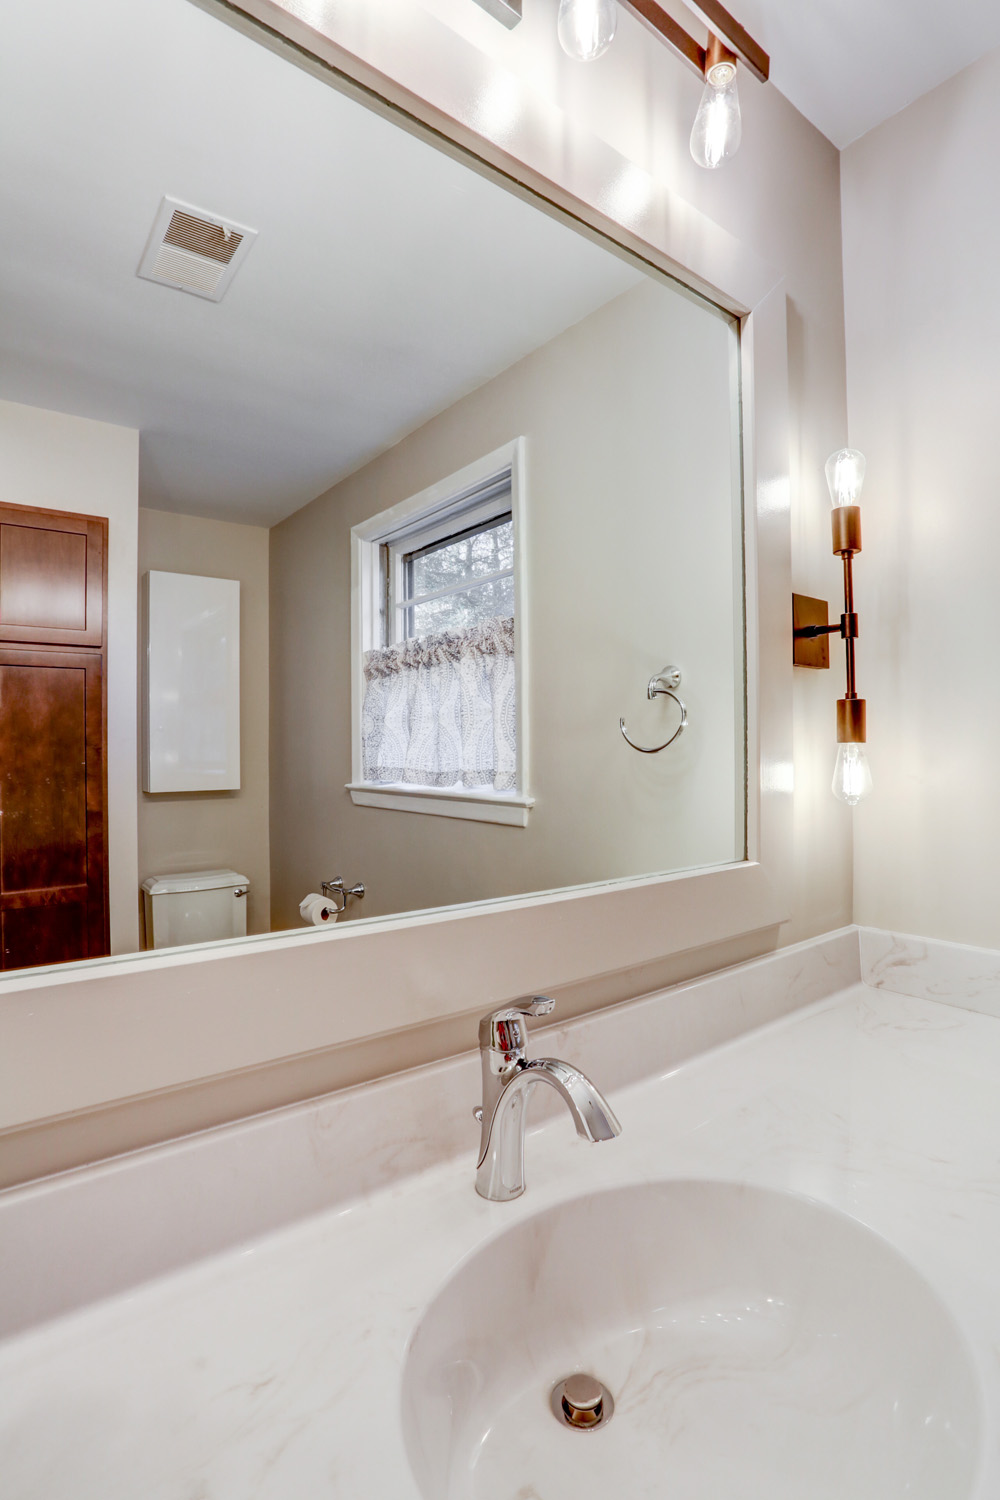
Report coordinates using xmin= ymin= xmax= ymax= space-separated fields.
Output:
xmin=346 ymin=783 xmax=533 ymax=826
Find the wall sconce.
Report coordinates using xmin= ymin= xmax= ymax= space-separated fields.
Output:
xmin=793 ymin=449 xmax=872 ymax=806
xmin=471 ymin=0 xmax=769 ymax=169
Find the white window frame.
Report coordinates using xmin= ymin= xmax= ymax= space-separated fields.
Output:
xmin=348 ymin=438 xmax=532 ymax=826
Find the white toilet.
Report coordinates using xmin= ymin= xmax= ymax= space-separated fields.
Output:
xmin=140 ymin=869 xmax=250 ymax=950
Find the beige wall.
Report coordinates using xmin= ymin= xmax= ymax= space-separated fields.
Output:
xmin=0 ymin=400 xmax=140 ymax=954
xmin=270 ymin=280 xmax=743 ymax=927
xmin=842 ymin=46 xmax=1000 ymax=946
xmin=138 ymin=508 xmax=271 ymax=936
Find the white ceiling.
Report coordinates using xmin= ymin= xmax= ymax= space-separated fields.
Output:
xmin=0 ymin=0 xmax=640 ymax=525
xmin=730 ymin=0 xmax=1000 ymax=148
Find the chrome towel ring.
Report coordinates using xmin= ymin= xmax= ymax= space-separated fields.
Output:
xmin=619 ymin=666 xmax=688 ymax=754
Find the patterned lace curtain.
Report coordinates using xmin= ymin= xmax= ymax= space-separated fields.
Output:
xmin=362 ymin=616 xmax=516 ymax=791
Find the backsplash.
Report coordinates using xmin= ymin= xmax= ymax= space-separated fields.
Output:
xmin=860 ymin=928 xmax=1000 ymax=1020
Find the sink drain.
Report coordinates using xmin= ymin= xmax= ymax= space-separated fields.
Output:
xmin=550 ymin=1373 xmax=615 ymax=1431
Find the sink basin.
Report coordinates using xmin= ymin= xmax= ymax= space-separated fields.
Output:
xmin=402 ymin=1181 xmax=981 ymax=1500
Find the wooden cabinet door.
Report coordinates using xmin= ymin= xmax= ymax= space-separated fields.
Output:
xmin=0 ymin=507 xmax=106 ymax=647
xmin=0 ymin=501 xmax=109 ymax=971
xmin=0 ymin=649 xmax=108 ymax=968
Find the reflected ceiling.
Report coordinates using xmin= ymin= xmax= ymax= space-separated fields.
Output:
xmin=0 ymin=0 xmax=640 ymax=524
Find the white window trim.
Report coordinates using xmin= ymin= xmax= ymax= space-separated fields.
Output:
xmin=349 ymin=438 xmax=529 ymax=825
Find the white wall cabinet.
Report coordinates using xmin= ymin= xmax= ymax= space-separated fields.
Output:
xmin=143 ymin=570 xmax=240 ymax=793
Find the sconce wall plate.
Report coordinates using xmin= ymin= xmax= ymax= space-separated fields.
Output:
xmin=791 ymin=593 xmax=831 ymax=670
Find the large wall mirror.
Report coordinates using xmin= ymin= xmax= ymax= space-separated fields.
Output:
xmin=0 ymin=0 xmax=747 ymax=977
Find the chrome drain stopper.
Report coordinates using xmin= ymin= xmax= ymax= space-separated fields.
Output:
xmin=551 ymin=1373 xmax=615 ymax=1430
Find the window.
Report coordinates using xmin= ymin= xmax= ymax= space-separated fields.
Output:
xmin=385 ymin=504 xmax=513 ymax=644
xmin=349 ymin=440 xmax=531 ymax=826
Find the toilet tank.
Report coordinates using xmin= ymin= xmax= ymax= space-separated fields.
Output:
xmin=141 ymin=869 xmax=249 ymax=950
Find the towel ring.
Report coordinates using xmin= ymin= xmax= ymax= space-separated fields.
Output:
xmin=619 ymin=666 xmax=688 ymax=754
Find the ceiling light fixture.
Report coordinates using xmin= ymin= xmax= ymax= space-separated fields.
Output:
xmin=472 ymin=0 xmax=768 ymax=168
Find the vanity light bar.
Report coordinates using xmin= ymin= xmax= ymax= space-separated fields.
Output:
xmin=472 ymin=0 xmax=768 ymax=169
xmin=624 ymin=0 xmax=768 ymax=83
xmin=471 ymin=0 xmax=768 ymax=79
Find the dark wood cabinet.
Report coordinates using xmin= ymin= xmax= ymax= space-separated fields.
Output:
xmin=0 ymin=505 xmax=108 ymax=969
xmin=0 ymin=508 xmax=105 ymax=647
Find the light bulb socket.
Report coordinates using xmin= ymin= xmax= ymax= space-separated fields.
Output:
xmin=704 ymin=33 xmax=737 ymax=82
xmin=831 ymin=505 xmax=862 ymax=556
xmin=837 ymin=697 xmax=866 ymax=744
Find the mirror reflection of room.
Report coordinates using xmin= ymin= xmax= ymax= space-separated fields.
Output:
xmin=0 ymin=0 xmax=746 ymax=973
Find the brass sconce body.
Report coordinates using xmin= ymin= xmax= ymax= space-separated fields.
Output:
xmin=793 ymin=450 xmax=872 ymax=804
xmin=831 ymin=504 xmax=861 ymax=558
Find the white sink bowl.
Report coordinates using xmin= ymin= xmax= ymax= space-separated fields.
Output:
xmin=402 ymin=1181 xmax=981 ymax=1500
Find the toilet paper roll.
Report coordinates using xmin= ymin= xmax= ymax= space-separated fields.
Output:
xmin=299 ymin=892 xmax=339 ymax=926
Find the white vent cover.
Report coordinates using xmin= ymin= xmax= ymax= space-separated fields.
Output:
xmin=137 ymin=197 xmax=257 ymax=302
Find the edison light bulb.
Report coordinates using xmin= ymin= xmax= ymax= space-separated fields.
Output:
xmin=689 ymin=61 xmax=741 ymax=169
xmin=832 ymin=743 xmax=873 ymax=805
xmin=825 ymin=448 xmax=866 ymax=508
xmin=557 ymin=0 xmax=617 ymax=61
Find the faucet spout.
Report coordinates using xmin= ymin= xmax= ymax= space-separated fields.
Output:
xmin=475 ymin=1055 xmax=621 ymax=1202
xmin=524 ymin=1058 xmax=622 ymax=1142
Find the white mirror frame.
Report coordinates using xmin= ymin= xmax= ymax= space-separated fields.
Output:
xmin=0 ymin=0 xmax=792 ymax=1183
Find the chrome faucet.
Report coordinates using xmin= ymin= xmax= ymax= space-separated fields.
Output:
xmin=474 ymin=996 xmax=621 ymax=1201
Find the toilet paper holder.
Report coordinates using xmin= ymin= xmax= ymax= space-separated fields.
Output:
xmin=321 ymin=877 xmax=366 ymax=913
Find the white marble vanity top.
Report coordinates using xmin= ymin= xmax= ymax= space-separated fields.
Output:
xmin=2 ymin=979 xmax=998 ymax=1497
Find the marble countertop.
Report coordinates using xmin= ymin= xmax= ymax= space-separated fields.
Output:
xmin=2 ymin=980 xmax=999 ymax=1498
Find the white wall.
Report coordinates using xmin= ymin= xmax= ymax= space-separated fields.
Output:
xmin=270 ymin=280 xmax=742 ymax=927
xmin=138 ymin=509 xmax=271 ymax=937
xmin=842 ymin=44 xmax=1000 ymax=947
xmin=0 ymin=400 xmax=140 ymax=954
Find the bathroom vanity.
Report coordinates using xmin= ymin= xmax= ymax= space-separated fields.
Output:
xmin=1 ymin=930 xmax=997 ymax=1498
xmin=3 ymin=2 xmax=996 ymax=1496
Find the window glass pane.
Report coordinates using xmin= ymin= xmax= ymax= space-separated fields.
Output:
xmin=409 ymin=575 xmax=514 ymax=636
xmin=409 ymin=517 xmax=512 ymax=599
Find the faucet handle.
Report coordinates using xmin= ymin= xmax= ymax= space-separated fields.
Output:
xmin=479 ymin=995 xmax=555 ymax=1053
xmin=516 ymin=996 xmax=556 ymax=1018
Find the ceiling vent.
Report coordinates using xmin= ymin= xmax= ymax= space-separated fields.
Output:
xmin=137 ymin=197 xmax=257 ymax=302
